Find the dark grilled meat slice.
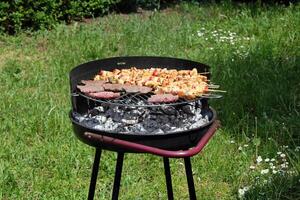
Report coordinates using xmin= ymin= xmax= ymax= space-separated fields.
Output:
xmin=102 ymin=84 xmax=124 ymax=91
xmin=103 ymin=83 xmax=152 ymax=94
xmin=87 ymin=91 xmax=121 ymax=99
xmin=148 ymin=94 xmax=179 ymax=103
xmin=123 ymin=85 xmax=152 ymax=93
xmin=77 ymin=85 xmax=104 ymax=93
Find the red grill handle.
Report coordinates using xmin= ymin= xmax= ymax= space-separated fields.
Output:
xmin=84 ymin=120 xmax=220 ymax=158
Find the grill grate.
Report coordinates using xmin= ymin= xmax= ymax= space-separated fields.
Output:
xmin=75 ymin=90 xmax=222 ymax=107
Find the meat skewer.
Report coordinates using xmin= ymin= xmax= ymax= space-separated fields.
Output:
xmin=77 ymin=68 xmax=223 ymax=101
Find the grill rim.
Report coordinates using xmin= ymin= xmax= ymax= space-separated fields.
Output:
xmin=70 ymin=56 xmax=217 ymax=138
xmin=69 ymin=56 xmax=220 ymax=149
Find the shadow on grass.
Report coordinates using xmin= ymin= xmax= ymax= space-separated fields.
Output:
xmin=114 ymin=0 xmax=298 ymax=14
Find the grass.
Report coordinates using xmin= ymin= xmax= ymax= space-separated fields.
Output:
xmin=1 ymin=1 xmax=300 ymax=199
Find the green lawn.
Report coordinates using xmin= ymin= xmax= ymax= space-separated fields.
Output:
xmin=1 ymin=2 xmax=299 ymax=199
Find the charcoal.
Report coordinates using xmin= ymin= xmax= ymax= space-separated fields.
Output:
xmin=95 ymin=115 xmax=107 ymax=123
xmin=112 ymin=113 xmax=123 ymax=123
xmin=143 ymin=118 xmax=158 ymax=132
xmin=73 ymin=100 xmax=210 ymax=134
xmin=182 ymin=104 xmax=196 ymax=115
xmin=195 ymin=100 xmax=202 ymax=108
xmin=121 ymin=118 xmax=139 ymax=125
xmin=95 ymin=106 xmax=105 ymax=113
xmin=169 ymin=115 xmax=176 ymax=121
xmin=161 ymin=124 xmax=172 ymax=132
xmin=161 ymin=106 xmax=178 ymax=115
xmin=160 ymin=116 xmax=170 ymax=124
xmin=152 ymin=129 xmax=164 ymax=134
xmin=88 ymin=108 xmax=101 ymax=116
xmin=201 ymin=109 xmax=212 ymax=120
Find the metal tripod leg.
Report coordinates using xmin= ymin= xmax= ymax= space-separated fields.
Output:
xmin=88 ymin=148 xmax=102 ymax=200
xmin=112 ymin=152 xmax=125 ymax=200
xmin=184 ymin=157 xmax=197 ymax=200
xmin=163 ymin=157 xmax=174 ymax=200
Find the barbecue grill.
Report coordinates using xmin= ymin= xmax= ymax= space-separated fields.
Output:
xmin=69 ymin=56 xmax=220 ymax=200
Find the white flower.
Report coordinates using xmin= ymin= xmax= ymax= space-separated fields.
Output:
xmin=261 ymin=169 xmax=269 ymax=174
xmin=197 ymin=32 xmax=204 ymax=37
xmin=230 ymin=140 xmax=235 ymax=144
xmin=281 ymin=163 xmax=288 ymax=168
xmin=249 ymin=165 xmax=256 ymax=170
xmin=271 ymin=158 xmax=276 ymax=162
xmin=270 ymin=165 xmax=276 ymax=169
xmin=280 ymin=153 xmax=286 ymax=158
xmin=265 ymin=158 xmax=270 ymax=162
xmin=272 ymin=170 xmax=278 ymax=174
xmin=256 ymin=156 xmax=263 ymax=164
xmin=243 ymin=144 xmax=249 ymax=147
xmin=238 ymin=188 xmax=245 ymax=198
xmin=287 ymin=170 xmax=296 ymax=175
xmin=277 ymin=151 xmax=282 ymax=155
xmin=238 ymin=187 xmax=250 ymax=199
xmin=238 ymin=146 xmax=243 ymax=151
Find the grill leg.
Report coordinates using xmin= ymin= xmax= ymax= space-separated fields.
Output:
xmin=184 ymin=157 xmax=197 ymax=200
xmin=112 ymin=152 xmax=125 ymax=200
xmin=88 ymin=148 xmax=102 ymax=200
xmin=163 ymin=157 xmax=174 ymax=200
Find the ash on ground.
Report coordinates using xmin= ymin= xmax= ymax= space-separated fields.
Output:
xmin=72 ymin=101 xmax=211 ymax=134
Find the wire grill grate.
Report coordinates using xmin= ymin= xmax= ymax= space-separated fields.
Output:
xmin=76 ymin=90 xmax=222 ymax=107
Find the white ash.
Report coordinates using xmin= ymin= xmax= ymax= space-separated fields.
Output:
xmin=72 ymin=101 xmax=210 ymax=134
